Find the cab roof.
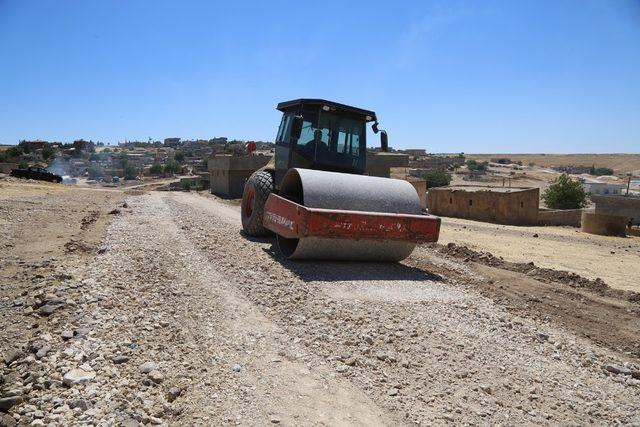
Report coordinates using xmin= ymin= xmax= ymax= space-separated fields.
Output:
xmin=276 ymin=99 xmax=377 ymax=122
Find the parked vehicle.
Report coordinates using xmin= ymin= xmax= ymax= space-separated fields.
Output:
xmin=10 ymin=167 xmax=63 ymax=183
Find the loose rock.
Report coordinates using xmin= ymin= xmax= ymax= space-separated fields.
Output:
xmin=139 ymin=361 xmax=157 ymax=373
xmin=148 ymin=370 xmax=164 ymax=384
xmin=3 ymin=350 xmax=22 ymax=366
xmin=0 ymin=396 xmax=23 ymax=412
xmin=63 ymin=368 xmax=96 ymax=386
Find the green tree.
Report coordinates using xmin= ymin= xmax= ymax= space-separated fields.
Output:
xmin=89 ymin=153 xmax=100 ymax=161
xmin=87 ymin=165 xmax=103 ymax=180
xmin=149 ymin=163 xmax=163 ymax=175
xmin=542 ymin=174 xmax=589 ymax=209
xmin=466 ymin=159 xmax=488 ymax=172
xmin=6 ymin=146 xmax=24 ymax=158
xmin=164 ymin=160 xmax=182 ymax=174
xmin=174 ymin=151 xmax=185 ymax=163
xmin=42 ymin=146 xmax=55 ymax=160
xmin=423 ymin=170 xmax=452 ymax=189
xmin=18 ymin=141 xmax=30 ymax=154
xmin=123 ymin=164 xmax=139 ymax=180
xmin=590 ymin=166 xmax=613 ymax=176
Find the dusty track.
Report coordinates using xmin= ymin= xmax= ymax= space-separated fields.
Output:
xmin=2 ymin=186 xmax=640 ymax=426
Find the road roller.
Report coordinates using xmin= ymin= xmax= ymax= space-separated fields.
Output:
xmin=241 ymin=99 xmax=440 ymax=261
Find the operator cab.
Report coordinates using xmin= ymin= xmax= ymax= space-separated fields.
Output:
xmin=273 ymin=99 xmax=386 ymax=188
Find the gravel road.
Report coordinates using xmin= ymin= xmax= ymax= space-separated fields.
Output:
xmin=2 ymin=188 xmax=640 ymax=426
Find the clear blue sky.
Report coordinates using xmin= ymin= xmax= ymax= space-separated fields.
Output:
xmin=1 ymin=0 xmax=639 ymax=152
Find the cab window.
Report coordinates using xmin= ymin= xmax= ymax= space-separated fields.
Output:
xmin=276 ymin=113 xmax=293 ymax=145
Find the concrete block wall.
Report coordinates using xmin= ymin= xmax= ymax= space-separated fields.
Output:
xmin=538 ymin=209 xmax=583 ymax=227
xmin=405 ymin=178 xmax=427 ymax=210
xmin=366 ymin=152 xmax=408 ymax=178
xmin=208 ymin=154 xmax=272 ymax=198
xmin=581 ymin=211 xmax=628 ymax=236
xmin=591 ymin=195 xmax=640 ymax=225
xmin=428 ymin=187 xmax=539 ymax=225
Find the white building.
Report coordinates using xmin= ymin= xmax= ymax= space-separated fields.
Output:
xmin=583 ymin=182 xmax=626 ymax=196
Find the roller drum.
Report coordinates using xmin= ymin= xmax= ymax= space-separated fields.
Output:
xmin=276 ymin=168 xmax=421 ymax=261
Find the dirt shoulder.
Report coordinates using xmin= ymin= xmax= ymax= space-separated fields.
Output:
xmin=0 ymin=180 xmax=124 ymax=424
xmin=438 ymin=216 xmax=640 ymax=292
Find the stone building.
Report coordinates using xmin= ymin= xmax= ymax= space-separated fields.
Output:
xmin=583 ymin=182 xmax=626 ymax=196
xmin=428 ymin=186 xmax=539 ymax=225
xmin=366 ymin=152 xmax=408 ymax=178
xmin=208 ymin=154 xmax=272 ymax=198
xmin=163 ymin=138 xmax=181 ymax=147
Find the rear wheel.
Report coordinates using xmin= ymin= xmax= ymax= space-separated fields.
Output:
xmin=241 ymin=171 xmax=274 ymax=236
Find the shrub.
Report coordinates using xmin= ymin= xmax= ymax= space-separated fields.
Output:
xmin=149 ymin=163 xmax=163 ymax=175
xmin=164 ymin=160 xmax=182 ymax=174
xmin=589 ymin=165 xmax=613 ymax=176
xmin=6 ymin=146 xmax=24 ymax=158
xmin=42 ymin=146 xmax=55 ymax=160
xmin=542 ymin=174 xmax=588 ymax=209
xmin=123 ymin=164 xmax=139 ymax=180
xmin=18 ymin=161 xmax=28 ymax=169
xmin=174 ymin=151 xmax=185 ymax=163
xmin=87 ymin=165 xmax=103 ymax=180
xmin=181 ymin=180 xmax=191 ymax=191
xmin=423 ymin=170 xmax=452 ymax=189
xmin=466 ymin=159 xmax=488 ymax=172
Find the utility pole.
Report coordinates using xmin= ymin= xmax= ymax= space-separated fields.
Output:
xmin=626 ymin=174 xmax=631 ymax=196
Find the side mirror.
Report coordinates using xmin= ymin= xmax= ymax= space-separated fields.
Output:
xmin=291 ymin=115 xmax=303 ymax=140
xmin=380 ymin=130 xmax=388 ymax=152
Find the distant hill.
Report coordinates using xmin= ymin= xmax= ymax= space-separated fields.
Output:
xmin=465 ymin=154 xmax=640 ymax=175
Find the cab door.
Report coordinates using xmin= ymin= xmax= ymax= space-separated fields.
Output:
xmin=274 ymin=113 xmax=293 ymax=188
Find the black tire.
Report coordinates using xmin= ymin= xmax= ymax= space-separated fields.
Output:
xmin=241 ymin=171 xmax=274 ymax=236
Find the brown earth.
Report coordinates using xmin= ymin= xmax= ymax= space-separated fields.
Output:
xmin=438 ymin=216 xmax=640 ymax=292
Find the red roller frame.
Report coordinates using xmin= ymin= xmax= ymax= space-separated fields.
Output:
xmin=263 ymin=193 xmax=440 ymax=243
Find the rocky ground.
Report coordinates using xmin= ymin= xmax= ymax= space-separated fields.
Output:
xmin=1 ymin=181 xmax=640 ymax=426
